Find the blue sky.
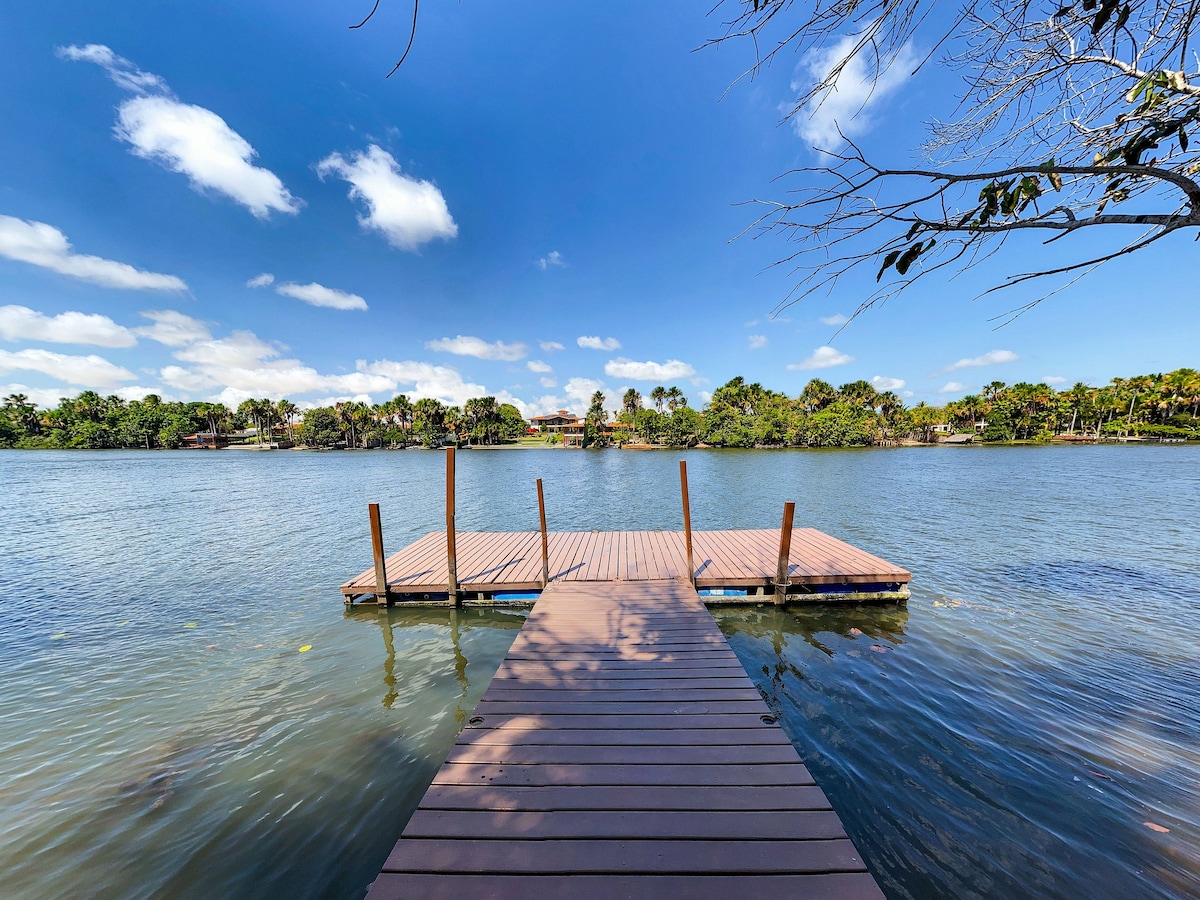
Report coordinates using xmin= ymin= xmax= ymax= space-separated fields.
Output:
xmin=1 ymin=0 xmax=1195 ymax=414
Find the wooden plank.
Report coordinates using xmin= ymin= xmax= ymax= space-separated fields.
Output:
xmin=384 ymin=838 xmax=870 ymax=874
xmin=442 ymin=743 xmax=802 ymax=765
xmin=368 ymin=872 xmax=885 ymax=900
xmin=430 ymin=762 xmax=813 ymax=787
xmin=404 ymin=808 xmax=847 ymax=839
xmin=416 ymin=783 xmax=830 ymax=811
xmin=454 ymin=727 xmax=795 ymax=747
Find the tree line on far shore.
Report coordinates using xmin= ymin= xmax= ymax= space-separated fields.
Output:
xmin=1 ymin=368 xmax=1196 ymax=450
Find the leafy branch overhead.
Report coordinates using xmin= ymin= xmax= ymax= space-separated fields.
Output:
xmin=715 ymin=0 xmax=1200 ymax=320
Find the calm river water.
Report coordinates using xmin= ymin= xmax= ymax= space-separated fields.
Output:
xmin=0 ymin=446 xmax=1197 ymax=898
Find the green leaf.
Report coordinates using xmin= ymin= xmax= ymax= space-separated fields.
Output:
xmin=1114 ymin=3 xmax=1130 ymax=31
xmin=1092 ymin=0 xmax=1117 ymax=34
xmin=895 ymin=242 xmax=926 ymax=276
xmin=1180 ymin=124 xmax=1189 ymax=152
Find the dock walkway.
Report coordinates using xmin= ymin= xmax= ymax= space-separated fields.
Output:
xmin=366 ymin=579 xmax=883 ymax=899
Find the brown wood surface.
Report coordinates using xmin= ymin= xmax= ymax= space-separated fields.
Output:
xmin=365 ymin=579 xmax=882 ymax=899
xmin=342 ymin=527 xmax=909 ymax=596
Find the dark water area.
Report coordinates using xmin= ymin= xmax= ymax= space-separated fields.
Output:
xmin=0 ymin=445 xmax=1197 ymax=898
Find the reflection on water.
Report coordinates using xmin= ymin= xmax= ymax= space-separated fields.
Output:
xmin=1 ymin=446 xmax=1198 ymax=898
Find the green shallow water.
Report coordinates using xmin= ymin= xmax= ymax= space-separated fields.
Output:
xmin=0 ymin=446 xmax=1197 ymax=898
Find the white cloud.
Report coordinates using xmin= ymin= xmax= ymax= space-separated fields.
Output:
xmin=0 ymin=215 xmax=186 ymax=291
xmin=0 ymin=305 xmax=136 ymax=348
xmin=791 ymin=34 xmax=919 ymax=150
xmin=564 ymin=377 xmax=607 ymax=406
xmin=246 ymin=272 xmax=274 ymax=288
xmin=160 ymin=364 xmax=215 ymax=392
xmin=316 ymin=145 xmax=456 ymax=251
xmin=539 ymin=376 xmax=556 ymax=388
xmin=537 ymin=250 xmax=566 ymax=270
xmin=113 ymin=384 xmax=171 ymax=402
xmin=539 ymin=340 xmax=565 ymax=352
xmin=134 ymin=310 xmax=211 ymax=346
xmin=426 ymin=335 xmax=527 ymax=361
xmin=939 ymin=382 xmax=967 ymax=394
xmin=0 ymin=382 xmax=72 ymax=409
xmin=871 ymin=375 xmax=906 ymax=391
xmin=116 ymin=96 xmax=301 ymax=218
xmin=1043 ymin=375 xmax=1067 ymax=385
xmin=276 ymin=281 xmax=368 ymax=312
xmin=901 ymin=390 xmax=914 ymax=398
xmin=0 ymin=348 xmax=137 ymax=388
xmin=577 ymin=335 xmax=621 ymax=351
xmin=698 ymin=390 xmax=713 ymax=406
xmin=748 ymin=334 xmax=767 ymax=350
xmin=57 ymin=44 xmax=167 ymax=94
xmin=787 ymin=346 xmax=854 ymax=371
xmin=820 ymin=313 xmax=850 ymax=326
xmin=946 ymin=349 xmax=1019 ymax=371
xmin=358 ymin=359 xmax=487 ymax=407
xmin=527 ymin=360 xmax=552 ymax=373
xmin=604 ymin=358 xmax=697 ymax=381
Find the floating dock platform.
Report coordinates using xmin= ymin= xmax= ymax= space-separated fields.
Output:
xmin=341 ymin=527 xmax=910 ymax=605
xmin=365 ymin=579 xmax=884 ymax=899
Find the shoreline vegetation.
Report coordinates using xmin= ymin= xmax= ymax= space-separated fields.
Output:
xmin=2 ymin=370 xmax=1197 ymax=452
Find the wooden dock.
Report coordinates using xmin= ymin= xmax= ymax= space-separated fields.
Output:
xmin=365 ymin=579 xmax=884 ymax=899
xmin=341 ymin=528 xmax=910 ymax=604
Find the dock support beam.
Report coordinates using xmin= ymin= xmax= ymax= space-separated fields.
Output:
xmin=446 ymin=447 xmax=458 ymax=606
xmin=774 ymin=501 xmax=795 ymax=606
xmin=680 ymin=460 xmax=694 ymax=586
xmin=369 ymin=502 xmax=390 ymax=607
xmin=537 ymin=478 xmax=549 ymax=587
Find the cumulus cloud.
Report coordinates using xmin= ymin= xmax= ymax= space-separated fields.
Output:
xmin=820 ymin=313 xmax=850 ymax=326
xmin=540 ymin=340 xmax=564 ymax=352
xmin=527 ymin=360 xmax=552 ymax=373
xmin=60 ymin=45 xmax=299 ymax=218
xmin=0 ymin=215 xmax=186 ymax=291
xmin=316 ymin=145 xmax=456 ymax=251
xmin=748 ymin=334 xmax=767 ymax=350
xmin=871 ymin=375 xmax=905 ymax=391
xmin=246 ymin=272 xmax=274 ymax=288
xmin=0 ymin=305 xmax=136 ymax=348
xmin=0 ymin=348 xmax=137 ymax=388
xmin=939 ymin=382 xmax=967 ymax=394
xmin=116 ymin=97 xmax=301 ymax=218
xmin=577 ymin=335 xmax=621 ymax=351
xmin=537 ymin=250 xmax=566 ymax=270
xmin=1043 ymin=375 xmax=1067 ymax=385
xmin=540 ymin=376 xmax=556 ymax=388
xmin=426 ymin=335 xmax=527 ymax=361
xmin=791 ymin=34 xmax=919 ymax=150
xmin=135 ymin=310 xmax=211 ymax=346
xmin=276 ymin=281 xmax=367 ymax=312
xmin=787 ymin=346 xmax=854 ymax=371
xmin=1 ymin=382 xmax=72 ymax=409
xmin=563 ymin=376 xmax=613 ymax=409
xmin=159 ymin=364 xmax=215 ymax=392
xmin=604 ymin=358 xmax=696 ymax=381
xmin=946 ymin=349 xmax=1019 ymax=371
xmin=358 ymin=359 xmax=487 ymax=407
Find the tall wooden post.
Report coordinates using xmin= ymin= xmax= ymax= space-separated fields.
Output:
xmin=536 ymin=478 xmax=550 ymax=587
xmin=680 ymin=460 xmax=694 ymax=586
xmin=446 ymin=447 xmax=458 ymax=605
xmin=369 ymin=502 xmax=390 ymax=606
xmin=774 ymin=501 xmax=796 ymax=606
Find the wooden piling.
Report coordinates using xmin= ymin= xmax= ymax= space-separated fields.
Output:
xmin=536 ymin=478 xmax=549 ymax=587
xmin=774 ymin=501 xmax=795 ymax=606
xmin=446 ymin=447 xmax=458 ymax=605
xmin=680 ymin=460 xmax=694 ymax=586
xmin=369 ymin=502 xmax=390 ymax=606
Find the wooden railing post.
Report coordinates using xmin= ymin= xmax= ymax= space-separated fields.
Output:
xmin=536 ymin=478 xmax=550 ymax=587
xmin=369 ymin=502 xmax=390 ymax=606
xmin=680 ymin=460 xmax=694 ymax=586
xmin=774 ymin=501 xmax=796 ymax=606
xmin=446 ymin=447 xmax=458 ymax=606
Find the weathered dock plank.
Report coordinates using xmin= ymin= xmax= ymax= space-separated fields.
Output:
xmin=341 ymin=528 xmax=910 ymax=600
xmin=365 ymin=579 xmax=883 ymax=899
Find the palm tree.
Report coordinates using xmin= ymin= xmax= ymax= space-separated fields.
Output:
xmin=276 ymin=399 xmax=298 ymax=443
xmin=650 ymin=386 xmax=667 ymax=414
xmin=621 ymin=388 xmax=642 ymax=440
xmin=799 ymin=379 xmax=836 ymax=413
xmin=666 ymin=386 xmax=686 ymax=412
